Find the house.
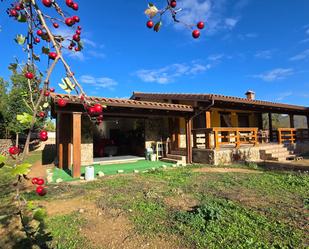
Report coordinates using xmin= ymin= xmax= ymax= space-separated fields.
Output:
xmin=50 ymin=91 xmax=309 ymax=178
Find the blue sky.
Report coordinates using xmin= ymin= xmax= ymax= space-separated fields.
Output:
xmin=1 ymin=0 xmax=309 ymax=106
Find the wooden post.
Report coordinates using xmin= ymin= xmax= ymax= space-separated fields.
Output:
xmin=289 ymin=114 xmax=294 ymax=128
xmin=185 ymin=118 xmax=192 ymax=164
xmin=307 ymin=115 xmax=309 ymax=129
xmin=268 ymin=113 xmax=273 ymax=142
xmin=72 ymin=112 xmax=82 ymax=178
xmin=57 ymin=113 xmax=63 ymax=169
xmin=205 ymin=111 xmax=211 ymax=128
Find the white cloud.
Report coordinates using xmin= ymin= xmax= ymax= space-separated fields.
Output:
xmin=275 ymin=91 xmax=293 ymax=101
xmin=135 ymin=61 xmax=211 ymax=84
xmin=290 ymin=49 xmax=309 ymax=61
xmin=80 ymin=75 xmax=118 ymax=90
xmin=88 ymin=50 xmax=106 ymax=59
xmin=306 ymin=28 xmax=309 ymax=35
xmin=225 ymin=18 xmax=239 ymax=29
xmin=299 ymin=38 xmax=309 ymax=44
xmin=252 ymin=68 xmax=294 ymax=82
xmin=173 ymin=0 xmax=245 ymax=34
xmin=255 ymin=50 xmax=273 ymax=59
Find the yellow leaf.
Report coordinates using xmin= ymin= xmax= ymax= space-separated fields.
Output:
xmin=144 ymin=5 xmax=158 ymax=18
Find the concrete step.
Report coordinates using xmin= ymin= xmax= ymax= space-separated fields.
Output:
xmin=271 ymin=155 xmax=296 ymax=161
xmin=161 ymin=157 xmax=178 ymax=164
xmin=264 ymin=151 xmax=293 ymax=158
xmin=171 ymin=149 xmax=187 ymax=156
xmin=260 ymin=147 xmax=290 ymax=154
xmin=166 ymin=154 xmax=186 ymax=161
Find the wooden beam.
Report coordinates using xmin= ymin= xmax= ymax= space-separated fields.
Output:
xmin=268 ymin=113 xmax=273 ymax=142
xmin=289 ymin=114 xmax=294 ymax=128
xmin=72 ymin=112 xmax=82 ymax=178
xmin=205 ymin=111 xmax=211 ymax=128
xmin=185 ymin=118 xmax=192 ymax=164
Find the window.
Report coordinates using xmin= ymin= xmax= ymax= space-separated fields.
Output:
xmin=220 ymin=112 xmax=232 ymax=127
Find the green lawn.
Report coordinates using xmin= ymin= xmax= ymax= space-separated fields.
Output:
xmin=52 ymin=160 xmax=174 ymax=182
xmin=0 ymin=156 xmax=308 ymax=248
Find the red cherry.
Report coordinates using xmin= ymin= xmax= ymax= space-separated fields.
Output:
xmin=37 ymin=178 xmax=45 ymax=185
xmin=146 ymin=20 xmax=154 ymax=29
xmin=66 ymin=0 xmax=74 ymax=7
xmin=75 ymin=47 xmax=80 ymax=52
xmin=49 ymin=87 xmax=55 ymax=92
xmin=65 ymin=18 xmax=74 ymax=26
xmin=53 ymin=22 xmax=59 ymax=28
xmin=80 ymin=94 xmax=85 ymax=101
xmin=9 ymin=9 xmax=18 ymax=17
xmin=76 ymin=29 xmax=81 ymax=35
xmin=72 ymin=3 xmax=79 ymax=10
xmin=44 ymin=91 xmax=50 ymax=97
xmin=88 ymin=107 xmax=96 ymax=116
xmin=170 ymin=0 xmax=177 ymax=8
xmin=97 ymin=114 xmax=103 ymax=121
xmin=39 ymin=130 xmax=48 ymax=141
xmin=42 ymin=0 xmax=52 ymax=7
xmin=49 ymin=52 xmax=57 ymax=60
xmin=35 ymin=37 xmax=40 ymax=43
xmin=73 ymin=16 xmax=80 ymax=23
xmin=15 ymin=5 xmax=21 ymax=11
xmin=25 ymin=72 xmax=34 ymax=80
xmin=192 ymin=30 xmax=200 ymax=39
xmin=57 ymin=98 xmax=67 ymax=107
xmin=72 ymin=34 xmax=80 ymax=42
xmin=39 ymin=112 xmax=46 ymax=118
xmin=37 ymin=30 xmax=43 ymax=36
xmin=8 ymin=146 xmax=19 ymax=155
xmin=197 ymin=21 xmax=205 ymax=30
xmin=77 ymin=26 xmax=82 ymax=30
xmin=36 ymin=186 xmax=46 ymax=196
xmin=31 ymin=177 xmax=39 ymax=185
xmin=93 ymin=104 xmax=103 ymax=113
xmin=68 ymin=45 xmax=73 ymax=50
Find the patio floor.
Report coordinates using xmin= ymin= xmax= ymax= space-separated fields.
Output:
xmin=52 ymin=160 xmax=174 ymax=183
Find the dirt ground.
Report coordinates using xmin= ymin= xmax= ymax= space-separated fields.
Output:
xmin=192 ymin=167 xmax=262 ymax=174
xmin=40 ymin=197 xmax=184 ymax=249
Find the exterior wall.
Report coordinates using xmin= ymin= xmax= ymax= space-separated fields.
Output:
xmin=179 ymin=117 xmax=186 ymax=148
xmin=145 ymin=118 xmax=169 ymax=149
xmin=81 ymin=115 xmax=93 ymax=165
xmin=210 ymin=108 xmax=260 ymax=128
xmin=193 ymin=147 xmax=260 ymax=165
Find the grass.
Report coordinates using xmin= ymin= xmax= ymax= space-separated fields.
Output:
xmin=0 ymin=152 xmax=308 ymax=248
xmin=52 ymin=160 xmax=174 ymax=182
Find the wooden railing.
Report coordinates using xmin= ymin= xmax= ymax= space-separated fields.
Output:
xmin=277 ymin=128 xmax=296 ymax=144
xmin=276 ymin=128 xmax=309 ymax=144
xmin=192 ymin=127 xmax=258 ymax=150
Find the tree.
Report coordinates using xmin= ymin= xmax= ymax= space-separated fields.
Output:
xmin=0 ymin=77 xmax=8 ymax=138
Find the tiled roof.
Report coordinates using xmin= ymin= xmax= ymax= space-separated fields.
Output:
xmin=132 ymin=92 xmax=309 ymax=112
xmin=50 ymin=93 xmax=194 ymax=112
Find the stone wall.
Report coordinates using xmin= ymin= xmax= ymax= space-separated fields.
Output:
xmin=81 ymin=116 xmax=93 ymax=165
xmin=0 ymin=139 xmax=13 ymax=155
xmin=193 ymin=147 xmax=260 ymax=165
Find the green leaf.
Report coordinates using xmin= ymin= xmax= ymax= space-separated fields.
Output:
xmin=148 ymin=2 xmax=154 ymax=7
xmin=42 ymin=47 xmax=50 ymax=55
xmin=17 ymin=112 xmax=33 ymax=124
xmin=17 ymin=13 xmax=27 ymax=23
xmin=32 ymin=53 xmax=40 ymax=61
xmin=42 ymin=102 xmax=49 ymax=109
xmin=15 ymin=34 xmax=26 ymax=45
xmin=0 ymin=155 xmax=6 ymax=165
xmin=154 ymin=21 xmax=162 ymax=32
xmin=58 ymin=77 xmax=75 ymax=94
xmin=33 ymin=208 xmax=47 ymax=222
xmin=8 ymin=63 xmax=17 ymax=72
xmin=10 ymin=163 xmax=32 ymax=176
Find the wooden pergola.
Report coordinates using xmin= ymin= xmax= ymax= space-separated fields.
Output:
xmin=51 ymin=93 xmax=194 ymax=178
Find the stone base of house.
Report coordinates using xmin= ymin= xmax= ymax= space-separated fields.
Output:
xmin=193 ymin=147 xmax=260 ymax=165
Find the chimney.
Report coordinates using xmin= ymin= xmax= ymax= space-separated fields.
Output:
xmin=245 ymin=90 xmax=255 ymax=100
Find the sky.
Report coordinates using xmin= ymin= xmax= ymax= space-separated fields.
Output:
xmin=0 ymin=0 xmax=309 ymax=106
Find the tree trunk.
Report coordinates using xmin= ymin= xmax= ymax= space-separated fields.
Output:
xmin=16 ymin=133 xmax=19 ymax=147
